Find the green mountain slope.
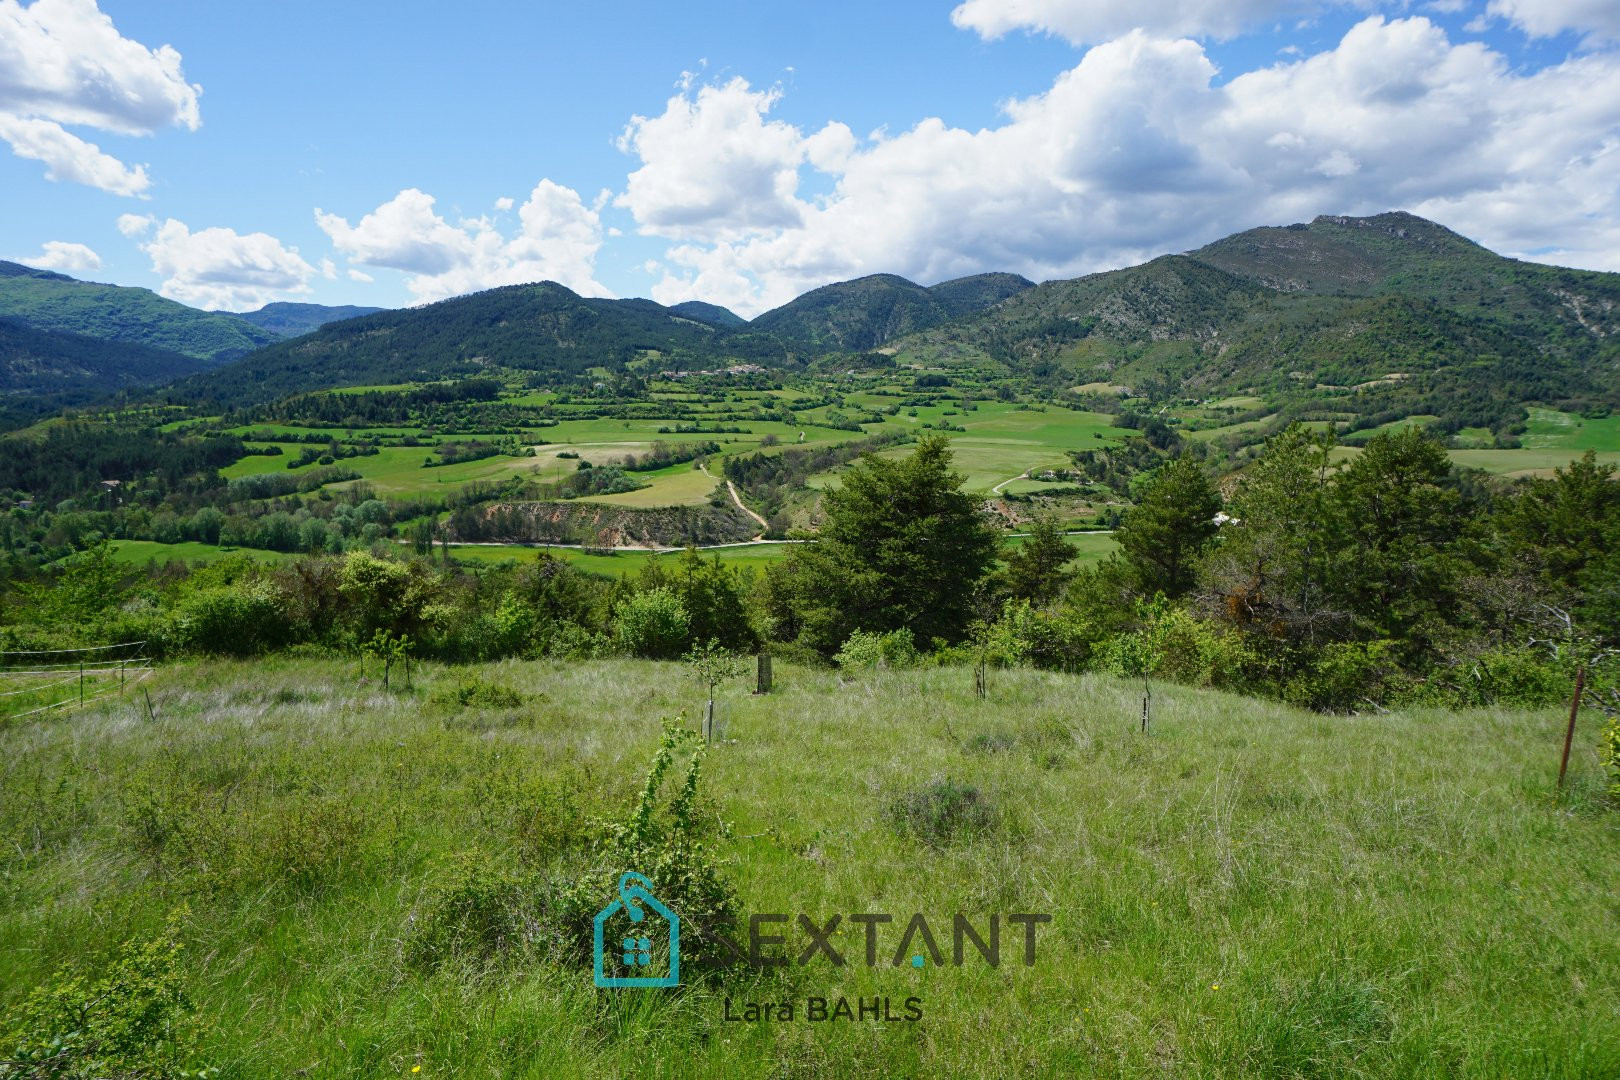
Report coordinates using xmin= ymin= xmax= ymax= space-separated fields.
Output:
xmin=750 ymin=272 xmax=1035 ymax=351
xmin=176 ymin=281 xmax=792 ymax=406
xmin=751 ymin=274 xmax=942 ymax=350
xmin=220 ymin=302 xmax=386 ymax=338
xmin=896 ymin=212 xmax=1620 ymax=427
xmin=0 ymin=316 xmax=210 ymax=427
xmin=928 ymin=272 xmax=1035 ymax=316
xmin=668 ymin=300 xmax=746 ymax=328
xmin=0 ymin=261 xmax=280 ymax=362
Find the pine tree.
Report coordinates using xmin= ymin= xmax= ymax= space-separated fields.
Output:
xmin=771 ymin=435 xmax=999 ymax=654
xmin=1116 ymin=455 xmax=1219 ymax=599
xmin=1003 ymin=513 xmax=1078 ymax=606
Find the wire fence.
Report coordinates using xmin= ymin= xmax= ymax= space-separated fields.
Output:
xmin=0 ymin=641 xmax=153 ymax=722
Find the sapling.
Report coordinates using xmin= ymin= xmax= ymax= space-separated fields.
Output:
xmin=361 ymin=629 xmax=414 ymax=690
xmin=684 ymin=639 xmax=745 ymax=743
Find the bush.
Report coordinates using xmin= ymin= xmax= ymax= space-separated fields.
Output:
xmin=835 ymin=628 xmax=920 ymax=669
xmin=1096 ymin=601 xmax=1253 ymax=691
xmin=405 ymin=855 xmax=535 ymax=971
xmin=887 ymin=778 xmax=996 ymax=846
xmin=1281 ymin=640 xmax=1407 ymax=713
xmin=983 ymin=599 xmax=1095 ymax=671
xmin=553 ymin=717 xmax=737 ymax=975
xmin=1453 ymin=647 xmax=1570 ymax=707
xmin=168 ymin=579 xmax=291 ymax=656
xmin=616 ymin=588 xmax=691 ymax=659
xmin=1 ymin=914 xmax=209 ymax=1078
xmin=433 ymin=678 xmax=527 ymax=711
xmin=1602 ymin=716 xmax=1620 ymax=802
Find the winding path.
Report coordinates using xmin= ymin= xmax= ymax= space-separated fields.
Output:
xmin=700 ymin=461 xmax=768 ymax=540
xmin=991 ymin=472 xmax=1027 ymax=495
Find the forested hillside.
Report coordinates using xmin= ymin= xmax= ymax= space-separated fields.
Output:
xmin=173 ymin=282 xmax=795 ymax=407
xmin=220 ymin=301 xmax=385 ymax=337
xmin=751 ymin=271 xmax=1033 ymax=351
xmin=0 ymin=261 xmax=279 ymax=361
xmin=0 ymin=317 xmax=210 ymax=425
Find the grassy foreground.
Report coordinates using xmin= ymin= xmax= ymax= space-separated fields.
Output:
xmin=1 ymin=658 xmax=1615 ymax=1078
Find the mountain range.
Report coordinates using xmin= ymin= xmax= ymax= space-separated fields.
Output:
xmin=891 ymin=213 xmax=1620 ymax=428
xmin=750 ymin=272 xmax=1033 ymax=351
xmin=217 ymin=301 xmax=384 ymax=339
xmin=4 ymin=212 xmax=1617 ymax=431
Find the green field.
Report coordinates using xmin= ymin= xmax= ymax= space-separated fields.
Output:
xmin=98 ymin=534 xmax=1116 ymax=580
xmin=1523 ymin=407 xmax=1620 ymax=451
xmin=0 ymin=657 xmax=1612 ymax=1076
xmin=218 ymin=416 xmax=881 ymax=501
xmin=443 ymin=542 xmax=797 ymax=577
xmin=104 ymin=540 xmax=297 ymax=566
xmin=579 ymin=461 xmax=722 ymax=508
xmin=810 ymin=404 xmax=1128 ymax=493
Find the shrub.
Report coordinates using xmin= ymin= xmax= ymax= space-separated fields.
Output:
xmin=1602 ymin=716 xmax=1620 ymax=802
xmin=1 ymin=914 xmax=209 ymax=1078
xmin=835 ymin=628 xmax=920 ymax=669
xmin=888 ymin=778 xmax=996 ymax=846
xmin=1096 ymin=600 xmax=1253 ymax=691
xmin=1281 ymin=640 xmax=1407 ymax=713
xmin=553 ymin=717 xmax=737 ymax=974
xmin=616 ymin=588 xmax=691 ymax=659
xmin=1454 ymin=647 xmax=1570 ymax=708
xmin=168 ymin=579 xmax=291 ymax=656
xmin=983 ymin=599 xmax=1095 ymax=671
xmin=405 ymin=856 xmax=534 ymax=971
xmin=433 ymin=678 xmax=526 ymax=711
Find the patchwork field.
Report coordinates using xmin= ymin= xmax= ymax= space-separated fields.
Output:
xmin=101 ymin=532 xmax=1120 ymax=580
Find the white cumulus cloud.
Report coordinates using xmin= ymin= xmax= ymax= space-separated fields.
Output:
xmin=615 ymin=76 xmax=820 ymax=241
xmin=1486 ymin=0 xmax=1620 ymax=42
xmin=0 ymin=0 xmax=201 ymax=195
xmin=949 ymin=0 xmax=1314 ymax=45
xmin=633 ymin=17 xmax=1620 ymax=317
xmin=0 ymin=113 xmax=147 ymax=195
xmin=137 ymin=218 xmax=315 ymax=310
xmin=115 ymin=212 xmax=152 ymax=237
xmin=13 ymin=239 xmax=100 ymax=271
xmin=317 ymin=180 xmax=609 ymax=303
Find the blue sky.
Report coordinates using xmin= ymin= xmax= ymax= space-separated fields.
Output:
xmin=2 ymin=0 xmax=1618 ymax=317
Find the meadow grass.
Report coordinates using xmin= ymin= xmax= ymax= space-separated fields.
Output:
xmin=0 ymin=657 xmax=1613 ymax=1077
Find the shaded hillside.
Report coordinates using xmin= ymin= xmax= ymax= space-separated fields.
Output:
xmin=174 ymin=281 xmax=792 ymax=407
xmin=0 ymin=261 xmax=279 ymax=362
xmin=751 ymin=272 xmax=1034 ymax=351
xmin=928 ymin=272 xmax=1035 ymax=316
xmin=221 ymin=301 xmax=385 ymax=338
xmin=0 ymin=317 xmax=210 ymax=427
xmin=669 ymin=300 xmax=746 ymax=328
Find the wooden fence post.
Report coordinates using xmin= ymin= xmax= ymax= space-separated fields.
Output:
xmin=756 ymin=653 xmax=772 ymax=695
xmin=1559 ymin=664 xmax=1586 ymax=788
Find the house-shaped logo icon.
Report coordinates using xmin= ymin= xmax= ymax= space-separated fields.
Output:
xmin=594 ymin=871 xmax=680 ymax=988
